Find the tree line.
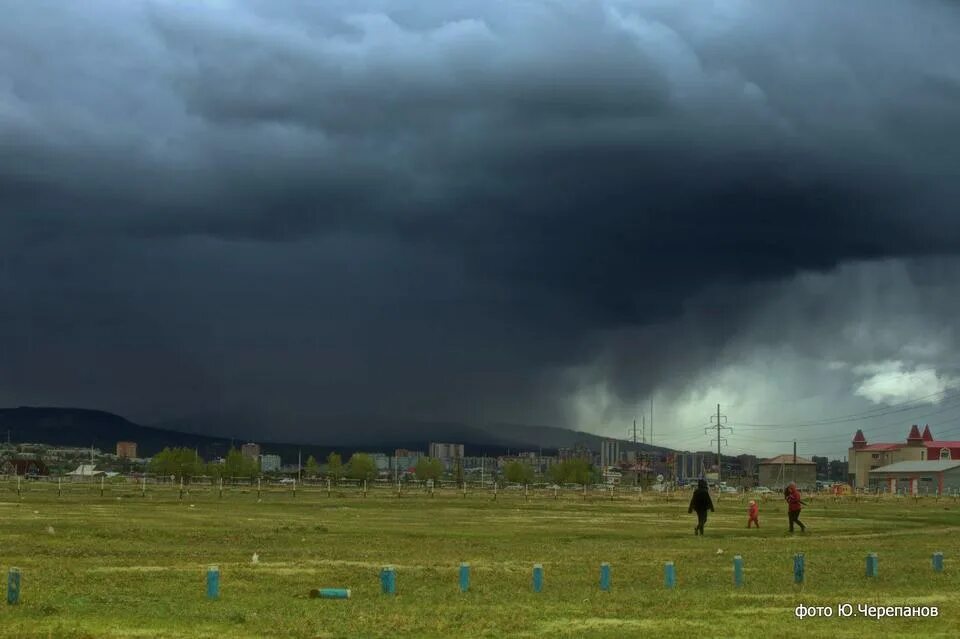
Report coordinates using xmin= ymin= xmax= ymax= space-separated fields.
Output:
xmin=149 ymin=448 xmax=598 ymax=486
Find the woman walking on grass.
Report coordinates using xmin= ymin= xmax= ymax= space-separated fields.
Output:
xmin=688 ymin=479 xmax=715 ymax=536
xmin=785 ymin=482 xmax=806 ymax=533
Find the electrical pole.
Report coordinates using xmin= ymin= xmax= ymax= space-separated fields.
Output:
xmin=706 ymin=404 xmax=732 ymax=483
xmin=793 ymin=440 xmax=797 ymax=483
xmin=650 ymin=398 xmax=654 ymax=447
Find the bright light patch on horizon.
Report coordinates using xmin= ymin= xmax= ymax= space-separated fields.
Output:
xmin=853 ymin=361 xmax=959 ymax=406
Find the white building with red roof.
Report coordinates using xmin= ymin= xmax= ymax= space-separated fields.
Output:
xmin=848 ymin=425 xmax=960 ymax=488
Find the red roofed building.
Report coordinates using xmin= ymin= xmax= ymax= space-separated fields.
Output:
xmin=848 ymin=425 xmax=960 ymax=488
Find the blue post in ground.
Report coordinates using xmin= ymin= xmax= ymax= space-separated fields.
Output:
xmin=7 ymin=567 xmax=20 ymax=605
xmin=664 ymin=561 xmax=676 ymax=589
xmin=599 ymin=562 xmax=611 ymax=592
xmin=794 ymin=553 xmax=805 ymax=584
xmin=206 ymin=565 xmax=220 ymax=600
xmin=733 ymin=555 xmax=744 ymax=587
xmin=933 ymin=552 xmax=944 ymax=572
xmin=380 ymin=566 xmax=396 ymax=595
xmin=532 ymin=564 xmax=544 ymax=593
xmin=866 ymin=553 xmax=878 ymax=578
xmin=459 ymin=563 xmax=470 ymax=593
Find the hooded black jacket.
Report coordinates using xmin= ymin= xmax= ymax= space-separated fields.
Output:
xmin=688 ymin=482 xmax=715 ymax=514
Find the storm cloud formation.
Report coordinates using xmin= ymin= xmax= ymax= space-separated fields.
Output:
xmin=2 ymin=1 xmax=960 ymax=454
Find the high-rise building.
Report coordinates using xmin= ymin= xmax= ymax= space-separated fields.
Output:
xmin=600 ymin=439 xmax=620 ymax=469
xmin=259 ymin=454 xmax=281 ymax=472
xmin=241 ymin=443 xmax=261 ymax=460
xmin=116 ymin=441 xmax=138 ymax=459
xmin=429 ymin=442 xmax=464 ymax=460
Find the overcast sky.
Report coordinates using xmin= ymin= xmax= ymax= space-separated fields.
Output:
xmin=2 ymin=1 xmax=960 ymax=458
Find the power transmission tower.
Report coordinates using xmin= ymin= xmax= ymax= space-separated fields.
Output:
xmin=706 ymin=404 xmax=732 ymax=483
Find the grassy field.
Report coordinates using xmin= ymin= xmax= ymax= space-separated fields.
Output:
xmin=0 ymin=482 xmax=958 ymax=638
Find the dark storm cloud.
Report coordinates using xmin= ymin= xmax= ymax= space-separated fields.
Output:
xmin=1 ymin=0 xmax=959 ymax=436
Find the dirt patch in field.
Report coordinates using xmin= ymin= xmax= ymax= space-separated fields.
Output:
xmin=88 ymin=566 xmax=175 ymax=573
xmin=538 ymin=617 xmax=662 ymax=632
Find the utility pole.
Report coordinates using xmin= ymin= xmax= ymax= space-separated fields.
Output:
xmin=793 ymin=440 xmax=797 ymax=483
xmin=650 ymin=398 xmax=654 ymax=447
xmin=706 ymin=404 xmax=732 ymax=483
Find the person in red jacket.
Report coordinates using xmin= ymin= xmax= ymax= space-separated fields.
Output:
xmin=785 ymin=482 xmax=806 ymax=533
xmin=747 ymin=500 xmax=759 ymax=528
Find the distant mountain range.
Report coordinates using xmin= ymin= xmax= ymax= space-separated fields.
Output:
xmin=0 ymin=406 xmax=673 ymax=462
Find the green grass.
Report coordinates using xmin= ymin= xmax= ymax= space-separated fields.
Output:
xmin=0 ymin=483 xmax=958 ymax=638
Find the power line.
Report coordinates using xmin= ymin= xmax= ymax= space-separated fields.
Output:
xmin=732 ymin=387 xmax=960 ymax=429
xmin=706 ymin=404 xmax=731 ymax=482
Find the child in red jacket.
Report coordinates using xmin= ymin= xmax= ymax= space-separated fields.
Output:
xmin=747 ymin=500 xmax=759 ymax=528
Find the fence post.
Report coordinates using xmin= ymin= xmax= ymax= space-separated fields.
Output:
xmin=459 ymin=563 xmax=470 ymax=593
xmin=179 ymin=476 xmax=183 ymax=501
xmin=100 ymin=474 xmax=105 ymax=498
xmin=6 ymin=568 xmax=20 ymax=605
xmin=794 ymin=553 xmax=805 ymax=584
xmin=327 ymin=478 xmax=331 ymax=497
xmin=207 ymin=565 xmax=220 ymax=600
xmin=866 ymin=553 xmax=878 ymax=578
xmin=734 ymin=555 xmax=744 ymax=587
xmin=218 ymin=476 xmax=223 ymax=499
xmin=142 ymin=475 xmax=146 ymax=498
xmin=380 ymin=566 xmax=396 ymax=595
xmin=600 ymin=562 xmax=611 ymax=591
xmin=7 ymin=568 xmax=20 ymax=606
xmin=257 ymin=477 xmax=261 ymax=500
xmin=293 ymin=478 xmax=297 ymax=499
xmin=532 ymin=564 xmax=544 ymax=593
xmin=664 ymin=561 xmax=676 ymax=588
xmin=932 ymin=552 xmax=944 ymax=572
xmin=58 ymin=475 xmax=62 ymax=498
xmin=363 ymin=480 xmax=367 ymax=498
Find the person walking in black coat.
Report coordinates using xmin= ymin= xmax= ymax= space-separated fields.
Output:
xmin=688 ymin=479 xmax=715 ymax=536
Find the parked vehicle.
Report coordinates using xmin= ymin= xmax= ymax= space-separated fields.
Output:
xmin=752 ymin=486 xmax=773 ymax=494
